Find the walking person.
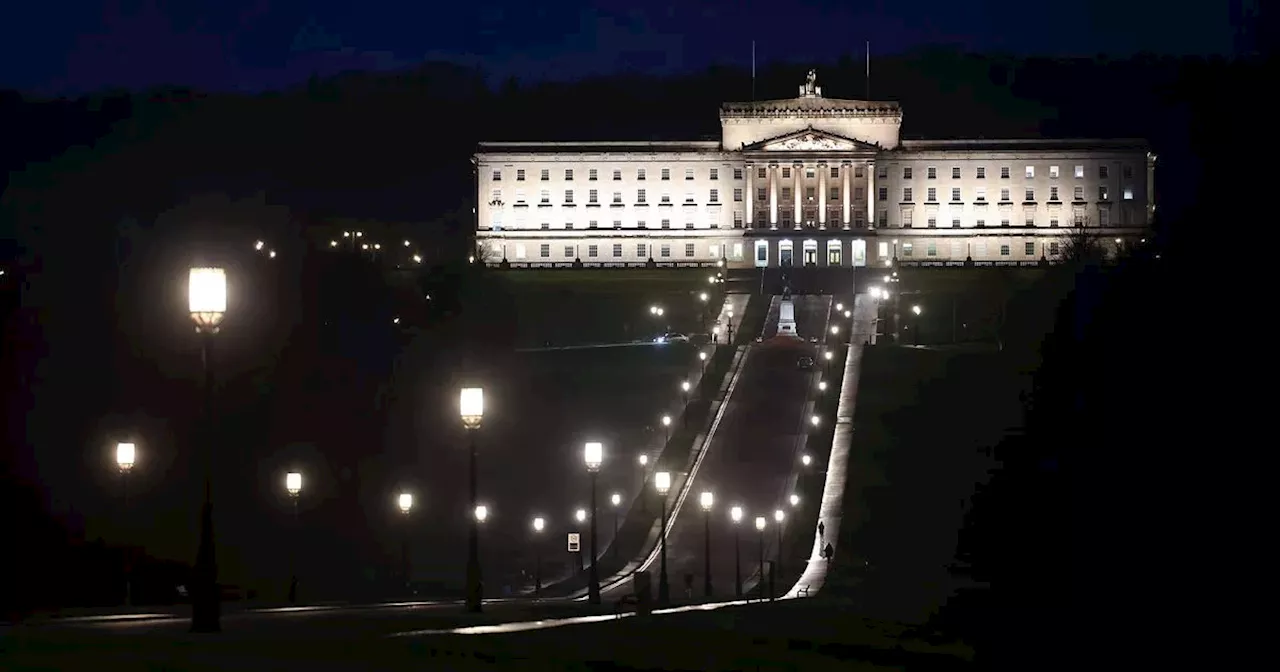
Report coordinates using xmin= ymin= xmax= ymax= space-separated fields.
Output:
xmin=823 ymin=542 xmax=834 ymax=561
xmin=818 ymin=521 xmax=825 ymax=539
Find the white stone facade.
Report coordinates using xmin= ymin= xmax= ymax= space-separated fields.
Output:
xmin=474 ymin=74 xmax=1154 ymax=269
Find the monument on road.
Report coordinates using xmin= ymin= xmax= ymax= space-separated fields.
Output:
xmin=778 ymin=287 xmax=799 ymax=337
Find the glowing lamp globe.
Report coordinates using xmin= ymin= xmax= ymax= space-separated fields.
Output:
xmin=188 ymin=267 xmax=226 ymax=332
xmin=584 ymin=441 xmax=603 ymax=472
xmin=459 ymin=387 xmax=484 ymax=429
xmin=398 ymin=492 xmax=413 ymax=513
xmin=654 ymin=471 xmax=671 ymax=495
xmin=285 ymin=472 xmax=302 ymax=496
xmin=115 ymin=442 xmax=136 ymax=472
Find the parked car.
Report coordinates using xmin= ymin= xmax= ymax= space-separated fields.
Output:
xmin=654 ymin=332 xmax=690 ymax=344
xmin=797 ymin=355 xmax=815 ymax=370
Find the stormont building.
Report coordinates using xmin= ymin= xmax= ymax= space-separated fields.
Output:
xmin=473 ymin=71 xmax=1154 ymax=270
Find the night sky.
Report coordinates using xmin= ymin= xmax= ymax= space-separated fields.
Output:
xmin=2 ymin=0 xmax=1236 ymax=97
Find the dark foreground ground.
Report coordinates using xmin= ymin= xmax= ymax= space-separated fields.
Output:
xmin=1 ymin=598 xmax=974 ymax=671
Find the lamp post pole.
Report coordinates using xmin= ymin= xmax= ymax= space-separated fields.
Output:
xmin=116 ymin=442 xmax=136 ymax=607
xmin=532 ymin=516 xmax=545 ymax=600
xmin=610 ymin=493 xmax=622 ymax=562
xmin=731 ymin=506 xmax=743 ymax=599
xmin=399 ymin=493 xmax=414 ymax=595
xmin=188 ymin=267 xmax=225 ymax=634
xmin=755 ymin=517 xmax=766 ymax=601
xmin=585 ymin=441 xmax=603 ymax=605
xmin=700 ymin=491 xmax=714 ymax=598
xmin=460 ymin=388 xmax=485 ymax=613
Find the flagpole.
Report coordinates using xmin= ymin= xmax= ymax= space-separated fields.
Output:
xmin=752 ymin=41 xmax=756 ymax=101
xmin=865 ymin=41 xmax=870 ymax=99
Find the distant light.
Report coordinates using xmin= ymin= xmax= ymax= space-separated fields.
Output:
xmin=844 ymin=310 xmax=851 ymax=318
xmin=393 ymin=317 xmax=400 ymax=324
xmin=362 ymin=244 xmax=370 ymax=250
xmin=700 ymin=491 xmax=714 ymax=511
xmin=638 ymin=453 xmax=649 ymax=467
xmin=330 ymin=240 xmax=338 ymax=247
xmin=818 ymin=381 xmax=828 ymax=392
xmin=755 ymin=516 xmax=766 ymax=531
xmin=469 ymin=255 xmax=475 ymax=264
xmin=355 ymin=231 xmax=363 ymax=238
xmin=412 ymin=255 xmax=422 ymax=263
xmin=836 ymin=303 xmax=844 ymax=311
xmin=254 ymin=240 xmax=265 ymax=251
xmin=404 ymin=240 xmax=411 ymax=247
xmin=575 ymin=508 xmax=587 ymax=523
xmin=789 ymin=494 xmax=800 ymax=507
xmin=810 ymin=414 xmax=820 ymax=426
xmin=801 ymin=454 xmax=812 ymax=466
xmin=286 ymin=472 xmax=302 ymax=495
xmin=343 ymin=231 xmax=351 ymax=238
xmin=699 ymin=292 xmax=708 ymax=302
xmin=373 ymin=243 xmax=381 ymax=250
xmin=115 ymin=442 xmax=136 ymax=471
xmin=475 ymin=505 xmax=488 ymax=522
xmin=611 ymin=493 xmax=622 ymax=507
xmin=268 ymin=250 xmax=277 ymax=259
xmin=911 ymin=305 xmax=922 ymax=315
xmin=533 ymin=516 xmax=545 ymax=532
xmin=681 ymin=381 xmax=691 ymax=392
xmin=398 ymin=493 xmax=413 ymax=513
xmin=774 ymin=509 xmax=784 ymax=523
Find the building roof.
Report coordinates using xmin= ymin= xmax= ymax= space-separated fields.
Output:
xmin=720 ymin=97 xmax=900 ymax=117
xmin=477 ymin=141 xmax=721 ymax=154
xmin=898 ymin=138 xmax=1149 ymax=153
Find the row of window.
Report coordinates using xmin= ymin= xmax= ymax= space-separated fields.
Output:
xmin=496 ymin=188 xmax=737 ymax=205
xmin=898 ymin=240 xmax=1055 ymax=258
xmin=496 ymin=238 xmax=1064 ymax=261
xmin=490 ymin=163 xmax=1138 ymax=183
xmin=507 ymin=241 xmax=739 ymax=260
xmin=897 ymin=185 xmax=1133 ymax=203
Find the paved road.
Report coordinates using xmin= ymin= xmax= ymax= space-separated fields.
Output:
xmin=605 ymin=295 xmax=832 ymax=601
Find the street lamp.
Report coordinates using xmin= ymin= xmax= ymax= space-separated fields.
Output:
xmin=610 ymin=492 xmax=622 ymax=561
xmin=398 ymin=492 xmax=413 ymax=595
xmin=698 ymin=350 xmax=708 ymax=377
xmin=818 ymin=381 xmax=828 ymax=393
xmin=459 ymin=387 xmax=485 ymax=613
xmin=730 ymin=505 xmax=744 ymax=598
xmin=755 ymin=516 xmax=767 ymax=600
xmin=789 ymin=493 xmax=800 ymax=507
xmin=115 ymin=441 xmax=136 ymax=606
xmin=801 ymin=453 xmax=812 ymax=467
xmin=584 ymin=441 xmax=604 ymax=604
xmin=700 ymin=491 xmax=714 ymax=597
xmin=726 ymin=309 xmax=735 ymax=344
xmin=531 ymin=516 xmax=545 ymax=599
xmin=773 ymin=508 xmax=785 ymax=591
xmin=637 ymin=452 xmax=651 ymax=512
xmin=475 ymin=504 xmax=489 ymax=522
xmin=661 ymin=415 xmax=671 ymax=443
xmin=655 ymin=471 xmax=672 ymax=604
xmin=810 ymin=414 xmax=821 ymax=427
xmin=574 ymin=507 xmax=587 ymax=575
xmin=680 ymin=380 xmax=691 ymax=425
xmin=285 ymin=471 xmax=302 ymax=604
xmin=911 ymin=305 xmax=922 ymax=345
xmin=188 ymin=266 xmax=225 ymax=633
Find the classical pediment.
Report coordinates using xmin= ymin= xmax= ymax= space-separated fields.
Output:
xmin=747 ymin=128 xmax=878 ymax=153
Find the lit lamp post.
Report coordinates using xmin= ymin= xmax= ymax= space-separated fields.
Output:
xmin=789 ymin=493 xmax=800 ymax=508
xmin=116 ymin=442 xmax=136 ymax=606
xmin=610 ymin=493 xmax=622 ymax=561
xmin=823 ymin=349 xmax=833 ymax=377
xmin=726 ymin=310 xmax=735 ymax=345
xmin=911 ymin=304 xmax=923 ymax=346
xmin=655 ymin=471 xmax=672 ymax=604
xmin=755 ymin=516 xmax=767 ymax=601
xmin=811 ymin=414 xmax=821 ymax=429
xmin=398 ymin=492 xmax=413 ymax=595
xmin=730 ymin=505 xmax=744 ymax=598
xmin=699 ymin=292 xmax=709 ymax=335
xmin=285 ymin=471 xmax=302 ymax=603
xmin=661 ymin=415 xmax=671 ymax=444
xmin=531 ymin=516 xmax=545 ymax=599
xmin=698 ymin=351 xmax=708 ymax=378
xmin=637 ymin=453 xmax=650 ymax=513
xmin=188 ymin=266 xmax=225 ymax=633
xmin=801 ymin=453 xmax=813 ymax=467
xmin=700 ymin=491 xmax=714 ymax=598
xmin=818 ymin=380 xmax=828 ymax=394
xmin=584 ymin=441 xmax=604 ymax=605
xmin=459 ymin=387 xmax=485 ymax=613
xmin=680 ymin=381 xmax=691 ymax=426
xmin=773 ymin=508 xmax=785 ymax=593
xmin=574 ymin=508 xmax=587 ymax=574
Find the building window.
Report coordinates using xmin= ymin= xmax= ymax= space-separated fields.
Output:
xmin=564 ymin=245 xmax=574 ymax=258
xmin=1025 ymin=215 xmax=1035 ymax=226
xmin=516 ymin=169 xmax=526 ymax=181
xmin=685 ymin=168 xmax=695 ymax=180
xmin=710 ymin=189 xmax=720 ymax=203
xmin=637 ymin=169 xmax=646 ymax=180
xmin=661 ymin=168 xmax=671 ymax=181
xmin=613 ymin=169 xmax=622 ymax=181
xmin=805 ymin=168 xmax=815 ymax=179
xmin=636 ymin=220 xmax=646 ymax=229
xmin=685 ymin=221 xmax=694 ymax=230
xmin=588 ymin=245 xmax=598 ymax=258
xmin=781 ymin=188 xmax=791 ymax=200
xmin=1074 ymin=165 xmax=1084 ymax=178
xmin=976 ymin=219 xmax=985 ymax=228
xmin=1025 ymin=166 xmax=1035 ymax=178
xmin=710 ymin=244 xmax=720 ymax=258
xmin=1024 ymin=241 xmax=1035 ymax=255
xmin=1000 ymin=188 xmax=1010 ymax=202
xmin=565 ymin=169 xmax=574 ymax=180
xmin=1099 ymin=209 xmax=1110 ymax=227
xmin=951 ymin=188 xmax=961 ymax=202
xmin=830 ymin=166 xmax=839 ymax=179
xmin=951 ymin=167 xmax=961 ymax=179
xmin=1049 ymin=187 xmax=1059 ymax=201
xmin=564 ymin=190 xmax=574 ymax=203
xmin=1099 ymin=186 xmax=1109 ymax=201
xmin=540 ymin=190 xmax=551 ymax=203
xmin=976 ymin=167 xmax=986 ymax=179
xmin=924 ymin=167 xmax=934 ymax=179
xmin=830 ymin=187 xmax=840 ymax=201
xmin=1123 ymin=187 xmax=1134 ymax=200
xmin=684 ymin=243 xmax=695 ymax=257
xmin=1024 ymin=188 xmax=1035 ymax=202
xmin=1049 ymin=166 xmax=1059 ymax=179
xmin=733 ymin=168 xmax=743 ymax=180
xmin=733 ymin=211 xmax=743 ymax=228
xmin=976 ymin=187 xmax=986 ymax=201
xmin=902 ymin=242 xmax=914 ymax=257
xmin=1000 ymin=218 xmax=1010 ymax=227
xmin=661 ymin=192 xmax=671 ymax=204
xmin=637 ymin=189 xmax=647 ymax=203
xmin=540 ymin=169 xmax=549 ymax=181
xmin=903 ymin=187 xmax=913 ymax=202
xmin=878 ymin=187 xmax=887 ymax=201
xmin=877 ymin=166 xmax=887 ymax=179
xmin=1049 ymin=218 xmax=1059 ymax=227
xmin=758 ymin=167 xmax=767 ymax=179
xmin=589 ymin=220 xmax=598 ymax=229
xmin=588 ymin=169 xmax=598 ymax=181
xmin=492 ymin=170 xmax=501 ymax=181
xmin=805 ymin=187 xmax=815 ymax=200
xmin=613 ymin=192 xmax=623 ymax=204
xmin=781 ymin=167 xmax=791 ymax=179
xmin=685 ymin=192 xmax=696 ymax=204
xmin=709 ymin=168 xmax=719 ymax=180
xmin=540 ymin=222 xmax=550 ymax=230
xmin=757 ymin=188 xmax=766 ymax=201
xmin=661 ymin=219 xmax=671 ymax=229
xmin=491 ymin=189 xmax=502 ymax=202
xmin=1123 ymin=165 xmax=1133 ymax=179
xmin=855 ymin=166 xmax=865 ymax=178
xmin=878 ymin=211 xmax=888 ymax=227
xmin=733 ymin=188 xmax=743 ymax=202
xmin=1098 ymin=166 xmax=1109 ymax=179
xmin=1000 ymin=244 xmax=1011 ymax=256
xmin=951 ymin=218 xmax=960 ymax=228
xmin=926 ymin=187 xmax=936 ymax=202
xmin=588 ymin=189 xmax=598 ymax=203
xmin=1000 ymin=166 xmax=1010 ymax=179
xmin=564 ymin=222 xmax=573 ymax=230
xmin=1050 ymin=242 xmax=1060 ymax=256
xmin=660 ymin=244 xmax=671 ymax=258
xmin=1074 ymin=186 xmax=1084 ymax=201
xmin=539 ymin=244 xmax=550 ymax=258
xmin=612 ymin=243 xmax=622 ymax=257
xmin=854 ymin=187 xmax=863 ymax=200
xmin=637 ymin=243 xmax=647 ymax=258
xmin=613 ymin=220 xmax=622 ymax=229
xmin=927 ymin=241 xmax=938 ymax=256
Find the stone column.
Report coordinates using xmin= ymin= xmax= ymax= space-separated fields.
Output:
xmin=866 ymin=160 xmax=876 ymax=229
xmin=818 ymin=162 xmax=828 ymax=228
xmin=841 ymin=161 xmax=851 ymax=228
xmin=792 ymin=162 xmax=802 ymax=227
xmin=745 ymin=162 xmax=755 ymax=227
xmin=769 ymin=163 xmax=779 ymax=228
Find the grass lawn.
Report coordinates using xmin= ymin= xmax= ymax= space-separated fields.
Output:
xmin=824 ymin=345 xmax=1029 ymax=625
